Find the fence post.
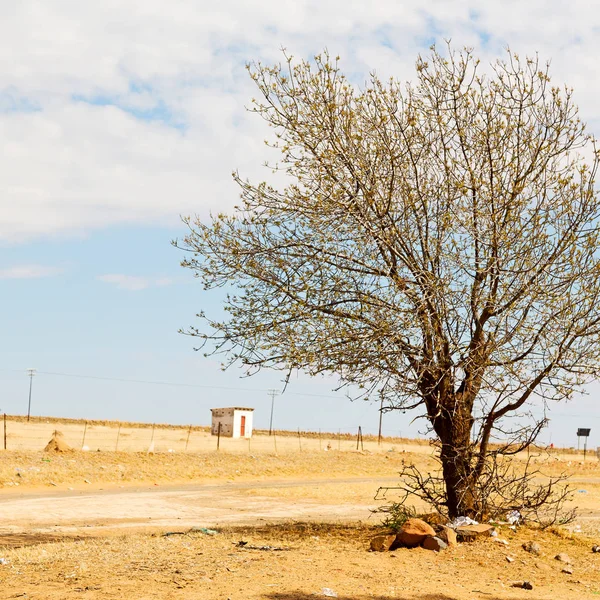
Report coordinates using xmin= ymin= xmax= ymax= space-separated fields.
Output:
xmin=185 ymin=424 xmax=192 ymax=452
xmin=3 ymin=413 xmax=6 ymax=450
xmin=298 ymin=428 xmax=302 ymax=451
xmin=338 ymin=429 xmax=341 ymax=451
xmin=115 ymin=423 xmax=121 ymax=451
xmin=319 ymin=428 xmax=322 ymax=451
xmin=81 ymin=421 xmax=88 ymax=449
xmin=273 ymin=432 xmax=277 ymax=454
xmin=217 ymin=422 xmax=221 ymax=450
xmin=147 ymin=423 xmax=156 ymax=454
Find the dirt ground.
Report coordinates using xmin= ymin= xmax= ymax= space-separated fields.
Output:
xmin=2 ymin=419 xmax=600 ymax=599
xmin=2 ymin=522 xmax=600 ymax=599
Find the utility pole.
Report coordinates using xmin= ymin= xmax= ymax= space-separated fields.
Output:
xmin=268 ymin=389 xmax=278 ymax=436
xmin=378 ymin=396 xmax=384 ymax=445
xmin=26 ymin=368 xmax=36 ymax=422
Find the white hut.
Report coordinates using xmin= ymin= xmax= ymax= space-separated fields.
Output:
xmin=210 ymin=407 xmax=254 ymax=438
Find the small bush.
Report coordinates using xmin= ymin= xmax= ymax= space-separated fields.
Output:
xmin=371 ymin=502 xmax=419 ymax=532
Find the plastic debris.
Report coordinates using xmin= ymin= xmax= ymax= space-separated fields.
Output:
xmin=322 ymin=589 xmax=338 ymax=598
xmin=578 ymin=489 xmax=588 ymax=494
xmin=449 ymin=516 xmax=478 ymax=528
xmin=0 ymin=558 xmax=9 ymax=565
xmin=191 ymin=527 xmax=218 ymax=535
xmin=507 ymin=510 xmax=521 ymax=525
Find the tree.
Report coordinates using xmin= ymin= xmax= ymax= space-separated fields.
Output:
xmin=176 ymin=46 xmax=600 ymax=520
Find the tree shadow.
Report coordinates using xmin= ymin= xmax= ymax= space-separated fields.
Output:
xmin=265 ymin=593 xmax=530 ymax=600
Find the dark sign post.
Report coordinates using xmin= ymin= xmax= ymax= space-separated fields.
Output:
xmin=577 ymin=428 xmax=591 ymax=461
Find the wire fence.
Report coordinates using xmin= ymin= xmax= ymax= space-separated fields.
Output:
xmin=0 ymin=414 xmax=429 ymax=455
xmin=5 ymin=414 xmax=587 ymax=461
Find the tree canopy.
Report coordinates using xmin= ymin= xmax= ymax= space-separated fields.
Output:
xmin=177 ymin=46 xmax=600 ymax=519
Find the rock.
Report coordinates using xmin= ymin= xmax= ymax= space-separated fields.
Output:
xmin=455 ymin=523 xmax=493 ymax=542
xmin=562 ymin=566 xmax=574 ymax=574
xmin=511 ymin=581 xmax=533 ymax=590
xmin=420 ymin=513 xmax=448 ymax=527
xmin=522 ymin=541 xmax=541 ymax=555
xmin=535 ymin=562 xmax=551 ymax=572
xmin=437 ymin=526 xmax=457 ymax=547
xmin=370 ymin=534 xmax=397 ymax=552
xmin=421 ymin=536 xmax=448 ymax=552
xmin=396 ymin=518 xmax=436 ymax=548
xmin=506 ymin=556 xmax=514 ymax=563
xmin=555 ymin=553 xmax=572 ymax=564
xmin=592 ymin=545 xmax=600 ymax=553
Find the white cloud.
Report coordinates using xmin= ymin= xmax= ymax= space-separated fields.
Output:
xmin=98 ymin=273 xmax=175 ymax=291
xmin=0 ymin=264 xmax=64 ymax=279
xmin=1 ymin=1 xmax=600 ymax=242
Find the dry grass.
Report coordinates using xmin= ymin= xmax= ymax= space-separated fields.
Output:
xmin=0 ymin=449 xmax=435 ymax=490
xmin=3 ymin=441 xmax=600 ymax=496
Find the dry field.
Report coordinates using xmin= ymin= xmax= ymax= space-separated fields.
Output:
xmin=1 ymin=415 xmax=431 ymax=454
xmin=2 ymin=416 xmax=600 ymax=599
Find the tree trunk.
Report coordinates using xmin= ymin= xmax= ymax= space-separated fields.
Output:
xmin=435 ymin=406 xmax=476 ymax=519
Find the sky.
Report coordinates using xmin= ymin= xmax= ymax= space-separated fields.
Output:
xmin=2 ymin=1 xmax=600 ymax=447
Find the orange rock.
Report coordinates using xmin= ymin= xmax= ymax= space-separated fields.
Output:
xmin=455 ymin=523 xmax=493 ymax=541
xmin=370 ymin=534 xmax=397 ymax=552
xmin=422 ymin=536 xmax=448 ymax=551
xmin=438 ymin=526 xmax=457 ymax=547
xmin=396 ymin=518 xmax=436 ymax=548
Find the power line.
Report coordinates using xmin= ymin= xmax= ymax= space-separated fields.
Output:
xmin=6 ymin=367 xmax=595 ymax=421
xmin=0 ymin=368 xmax=346 ymax=400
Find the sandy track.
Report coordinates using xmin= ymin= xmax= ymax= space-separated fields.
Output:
xmin=0 ymin=477 xmax=397 ymax=537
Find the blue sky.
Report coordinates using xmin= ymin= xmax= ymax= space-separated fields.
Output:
xmin=2 ymin=1 xmax=600 ymax=446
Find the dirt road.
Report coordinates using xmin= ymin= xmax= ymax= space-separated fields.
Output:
xmin=0 ymin=476 xmax=398 ymax=538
